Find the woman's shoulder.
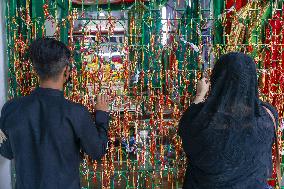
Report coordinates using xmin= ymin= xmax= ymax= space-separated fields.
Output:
xmin=260 ymin=101 xmax=279 ymax=128
xmin=260 ymin=101 xmax=278 ymax=117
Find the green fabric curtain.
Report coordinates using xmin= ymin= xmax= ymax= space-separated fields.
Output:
xmin=213 ymin=0 xmax=224 ymax=45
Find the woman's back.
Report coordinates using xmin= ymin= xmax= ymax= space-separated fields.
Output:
xmin=178 ymin=52 xmax=278 ymax=189
xmin=179 ymin=102 xmax=276 ymax=189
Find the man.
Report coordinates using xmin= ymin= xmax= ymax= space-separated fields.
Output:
xmin=0 ymin=38 xmax=110 ymax=189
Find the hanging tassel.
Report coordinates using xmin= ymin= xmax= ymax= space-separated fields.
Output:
xmin=0 ymin=129 xmax=7 ymax=146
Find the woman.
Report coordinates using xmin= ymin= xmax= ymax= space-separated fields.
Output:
xmin=178 ymin=52 xmax=278 ymax=189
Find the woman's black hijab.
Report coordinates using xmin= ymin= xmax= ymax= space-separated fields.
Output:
xmin=179 ymin=52 xmax=277 ymax=187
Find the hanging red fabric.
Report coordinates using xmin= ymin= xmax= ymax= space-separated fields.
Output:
xmin=263 ymin=6 xmax=284 ymax=188
xmin=224 ymin=0 xmax=248 ymax=35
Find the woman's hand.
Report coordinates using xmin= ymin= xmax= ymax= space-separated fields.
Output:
xmin=193 ymin=78 xmax=210 ymax=104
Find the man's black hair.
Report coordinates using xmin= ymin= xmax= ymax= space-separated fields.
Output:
xmin=29 ymin=38 xmax=71 ymax=80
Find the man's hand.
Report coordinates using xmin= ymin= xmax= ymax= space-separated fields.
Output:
xmin=95 ymin=94 xmax=109 ymax=112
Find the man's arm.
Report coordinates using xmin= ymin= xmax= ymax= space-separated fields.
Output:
xmin=0 ymin=103 xmax=14 ymax=160
xmin=75 ymin=94 xmax=110 ymax=160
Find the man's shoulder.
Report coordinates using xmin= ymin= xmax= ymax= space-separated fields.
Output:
xmin=63 ymin=100 xmax=92 ymax=123
xmin=1 ymin=94 xmax=40 ymax=117
xmin=1 ymin=96 xmax=29 ymax=115
xmin=63 ymin=99 xmax=89 ymax=113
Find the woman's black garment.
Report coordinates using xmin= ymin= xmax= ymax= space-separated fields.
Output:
xmin=178 ymin=52 xmax=278 ymax=189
